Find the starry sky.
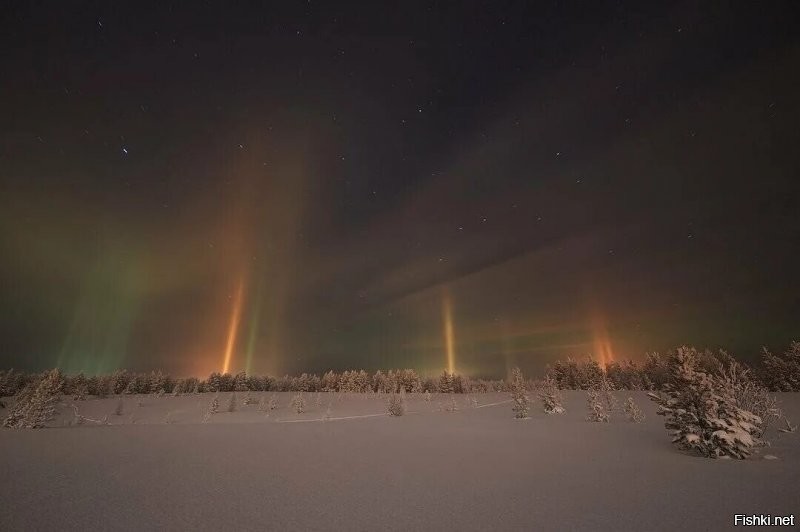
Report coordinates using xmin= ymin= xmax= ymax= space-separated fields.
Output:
xmin=1 ymin=1 xmax=798 ymax=378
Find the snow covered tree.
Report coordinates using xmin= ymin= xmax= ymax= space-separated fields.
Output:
xmin=760 ymin=341 xmax=800 ymax=392
xmin=206 ymin=372 xmax=222 ymax=393
xmin=291 ymin=392 xmax=306 ymax=413
xmin=113 ymin=398 xmax=124 ymax=416
xmin=718 ymin=359 xmax=780 ymax=439
xmin=3 ymin=381 xmax=38 ymax=428
xmin=15 ymin=369 xmax=63 ymax=429
xmin=243 ymin=391 xmax=258 ymax=405
xmin=149 ymin=370 xmax=167 ymax=395
xmin=424 ymin=390 xmax=432 ymax=402
xmin=208 ymin=395 xmax=220 ymax=415
xmin=438 ymin=371 xmax=455 ymax=394
xmin=267 ymin=393 xmax=278 ymax=411
xmin=387 ymin=388 xmax=406 ymax=416
xmin=72 ymin=378 xmax=88 ymax=401
xmin=233 ymin=371 xmax=249 ymax=392
xmin=538 ymin=376 xmax=565 ymax=414
xmin=586 ymin=390 xmax=609 ymax=422
xmin=322 ymin=370 xmax=339 ymax=392
xmin=647 ymin=346 xmax=762 ymax=459
xmin=227 ymin=392 xmax=237 ymax=412
xmin=624 ymin=397 xmax=645 ymax=422
xmin=599 ymin=375 xmax=619 ymax=413
xmin=171 ymin=379 xmax=183 ymax=396
xmin=510 ymin=367 xmax=530 ymax=419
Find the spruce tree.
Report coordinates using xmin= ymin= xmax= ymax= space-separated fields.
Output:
xmin=624 ymin=396 xmax=645 ymax=422
xmin=648 ymin=347 xmax=762 ymax=459
xmin=209 ymin=394 xmax=220 ymax=415
xmin=20 ymin=369 xmax=63 ymax=429
xmin=3 ymin=381 xmax=38 ymax=428
xmin=538 ymin=376 xmax=565 ymax=414
xmin=72 ymin=380 xmax=88 ymax=401
xmin=510 ymin=367 xmax=530 ymax=419
xmin=586 ymin=390 xmax=609 ymax=422
xmin=387 ymin=388 xmax=406 ymax=416
xmin=290 ymin=392 xmax=306 ymax=413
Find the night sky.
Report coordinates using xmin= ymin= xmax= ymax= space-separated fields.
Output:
xmin=1 ymin=1 xmax=798 ymax=378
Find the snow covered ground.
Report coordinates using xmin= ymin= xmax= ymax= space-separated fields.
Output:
xmin=1 ymin=391 xmax=798 ymax=531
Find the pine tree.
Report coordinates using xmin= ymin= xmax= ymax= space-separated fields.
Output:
xmin=624 ymin=397 xmax=645 ymax=422
xmin=267 ymin=393 xmax=278 ymax=410
xmin=424 ymin=390 xmax=432 ymax=402
xmin=19 ymin=369 xmax=63 ymax=429
xmin=209 ymin=395 xmax=220 ymax=415
xmin=123 ymin=378 xmax=136 ymax=395
xmin=113 ymin=398 xmax=124 ymax=416
xmin=586 ymin=390 xmax=609 ymax=422
xmin=72 ymin=380 xmax=88 ymax=401
xmin=2 ymin=381 xmax=38 ymax=428
xmin=599 ymin=375 xmax=619 ymax=413
xmin=291 ymin=392 xmax=306 ymax=413
xmin=387 ymin=388 xmax=406 ymax=416
xmin=648 ymin=347 xmax=762 ymax=459
xmin=510 ymin=367 xmax=530 ymax=419
xmin=172 ymin=379 xmax=183 ymax=396
xmin=243 ymin=391 xmax=258 ymax=405
xmin=233 ymin=371 xmax=249 ymax=392
xmin=438 ymin=370 xmax=454 ymax=394
xmin=538 ymin=376 xmax=565 ymax=414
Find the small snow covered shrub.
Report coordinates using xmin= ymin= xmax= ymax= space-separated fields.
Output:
xmin=443 ymin=396 xmax=459 ymax=413
xmin=113 ymin=399 xmax=124 ymax=416
xmin=623 ymin=397 xmax=645 ymax=422
xmin=387 ymin=388 xmax=406 ymax=416
xmin=647 ymin=347 xmax=762 ymax=459
xmin=586 ymin=390 xmax=609 ymax=422
xmin=208 ymin=395 xmax=220 ymax=415
xmin=291 ymin=392 xmax=306 ymax=414
xmin=243 ymin=392 xmax=258 ymax=406
xmin=268 ymin=394 xmax=278 ymax=410
xmin=510 ymin=367 xmax=530 ymax=419
xmin=538 ymin=376 xmax=565 ymax=414
xmin=424 ymin=390 xmax=432 ymax=402
xmin=257 ymin=395 xmax=269 ymax=413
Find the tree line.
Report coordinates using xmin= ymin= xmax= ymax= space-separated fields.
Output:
xmin=1 ymin=340 xmax=797 ymax=400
